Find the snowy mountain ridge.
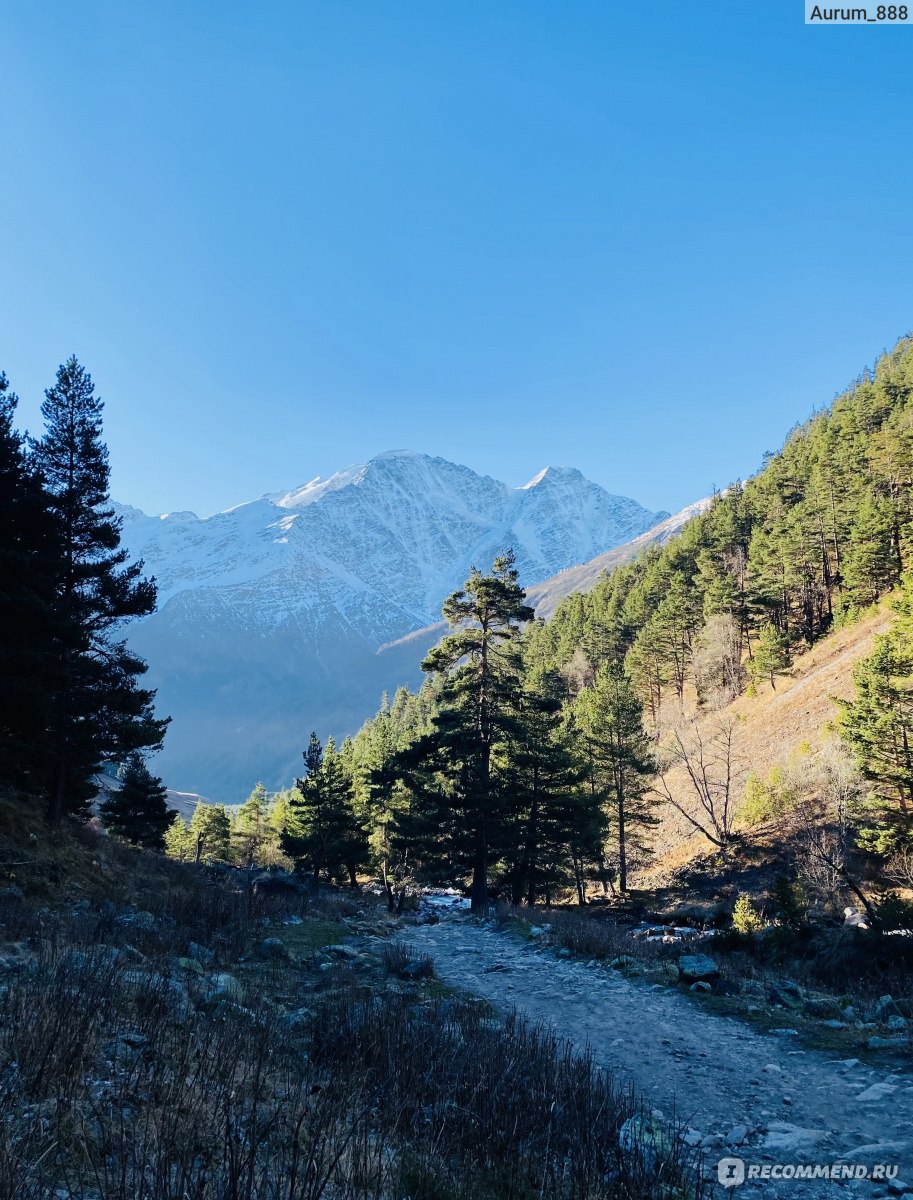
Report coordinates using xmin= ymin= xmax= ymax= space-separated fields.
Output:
xmin=116 ymin=451 xmax=667 ymax=635
xmin=116 ymin=451 xmax=670 ymax=800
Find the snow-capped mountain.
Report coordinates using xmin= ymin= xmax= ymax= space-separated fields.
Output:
xmin=524 ymin=496 xmax=716 ymax=618
xmin=119 ymin=451 xmax=668 ymax=801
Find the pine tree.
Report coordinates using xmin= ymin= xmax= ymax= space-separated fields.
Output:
xmin=189 ymin=802 xmax=233 ymax=862
xmin=33 ymin=358 xmax=168 ymax=821
xmin=646 ymin=575 xmax=701 ymax=700
xmin=355 ymin=702 xmax=415 ymax=909
xmin=838 ymin=609 xmax=913 ymax=825
xmin=573 ymin=661 xmax=656 ymax=893
xmin=842 ymin=496 xmax=897 ymax=609
xmin=282 ymin=734 xmax=368 ymax=883
xmin=504 ymin=666 xmax=605 ymax=906
xmin=99 ymin=753 xmax=174 ymax=848
xmin=420 ymin=551 xmax=534 ymax=913
xmin=233 ymin=782 xmax=271 ymax=868
xmin=164 ymin=813 xmax=196 ymax=861
xmin=0 ymin=372 xmax=57 ymax=791
xmin=749 ymin=623 xmax=789 ymax=690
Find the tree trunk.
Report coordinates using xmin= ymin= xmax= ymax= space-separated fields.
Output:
xmin=574 ymin=856 xmax=586 ymax=906
xmin=382 ymin=862 xmax=395 ymax=912
xmin=470 ymin=847 xmax=488 ymax=915
xmin=471 ymin=735 xmax=491 ymax=914
xmin=617 ymin=781 xmax=627 ymax=893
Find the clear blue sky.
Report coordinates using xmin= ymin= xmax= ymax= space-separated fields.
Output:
xmin=1 ymin=1 xmax=911 ymax=517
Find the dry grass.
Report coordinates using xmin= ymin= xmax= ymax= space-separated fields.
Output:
xmin=641 ymin=605 xmax=894 ymax=886
xmin=381 ymin=940 xmax=435 ymax=979
xmin=0 ymin=802 xmax=706 ymax=1200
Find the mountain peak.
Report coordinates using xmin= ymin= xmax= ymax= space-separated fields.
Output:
xmin=521 ymin=465 xmax=585 ymax=490
xmin=370 ymin=449 xmax=424 ymax=463
xmin=117 ymin=450 xmax=671 ymax=797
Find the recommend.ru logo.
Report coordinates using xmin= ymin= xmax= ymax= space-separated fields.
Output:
xmin=718 ymin=1157 xmax=902 ymax=1188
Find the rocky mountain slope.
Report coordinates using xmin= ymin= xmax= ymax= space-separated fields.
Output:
xmin=525 ymin=496 xmax=714 ymax=618
xmin=119 ymin=451 xmax=669 ymax=801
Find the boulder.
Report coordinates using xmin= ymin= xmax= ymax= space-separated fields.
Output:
xmin=252 ymin=874 xmax=306 ymax=900
xmin=188 ymin=941 xmax=215 ymax=964
xmin=397 ymin=955 xmax=434 ymax=980
xmin=412 ymin=911 xmax=440 ymax=926
xmin=175 ymin=957 xmax=205 ymax=975
xmin=619 ymin=1114 xmax=677 ymax=1171
xmin=677 ymin=954 xmax=720 ymax=984
xmin=804 ymin=996 xmax=841 ymax=1018
xmin=259 ymin=937 xmax=290 ymax=961
xmin=207 ymin=972 xmax=243 ymax=1003
xmin=323 ymin=944 xmax=360 ymax=960
xmin=875 ymin=994 xmax=900 ymax=1020
xmin=867 ymin=1035 xmax=905 ymax=1050
xmin=769 ymin=979 xmax=804 ymax=1009
xmin=886 ymin=1014 xmax=908 ymax=1032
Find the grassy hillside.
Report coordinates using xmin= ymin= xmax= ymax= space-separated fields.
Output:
xmin=640 ymin=604 xmax=894 ymax=886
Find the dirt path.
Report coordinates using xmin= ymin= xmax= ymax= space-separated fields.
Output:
xmin=408 ymin=916 xmax=913 ymax=1199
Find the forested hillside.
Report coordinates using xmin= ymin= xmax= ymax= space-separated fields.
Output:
xmin=534 ymin=334 xmax=913 ymax=693
xmin=172 ymin=335 xmax=913 ymax=917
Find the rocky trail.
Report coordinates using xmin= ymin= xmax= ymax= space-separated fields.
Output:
xmin=408 ymin=914 xmax=913 ymax=1199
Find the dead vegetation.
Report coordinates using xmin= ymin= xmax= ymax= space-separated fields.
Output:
xmin=0 ymin=798 xmax=705 ymax=1200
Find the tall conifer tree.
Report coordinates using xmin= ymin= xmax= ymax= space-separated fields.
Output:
xmin=420 ymin=551 xmax=534 ymax=913
xmin=0 ymin=373 xmax=57 ymax=791
xmin=99 ymin=753 xmax=174 ymax=848
xmin=282 ymin=734 xmax=368 ymax=883
xmin=33 ymin=358 xmax=168 ymax=821
xmin=504 ymin=666 xmax=605 ymax=905
xmin=573 ymin=661 xmax=656 ymax=893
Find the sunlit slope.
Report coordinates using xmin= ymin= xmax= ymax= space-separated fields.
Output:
xmin=639 ymin=605 xmax=893 ymax=884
